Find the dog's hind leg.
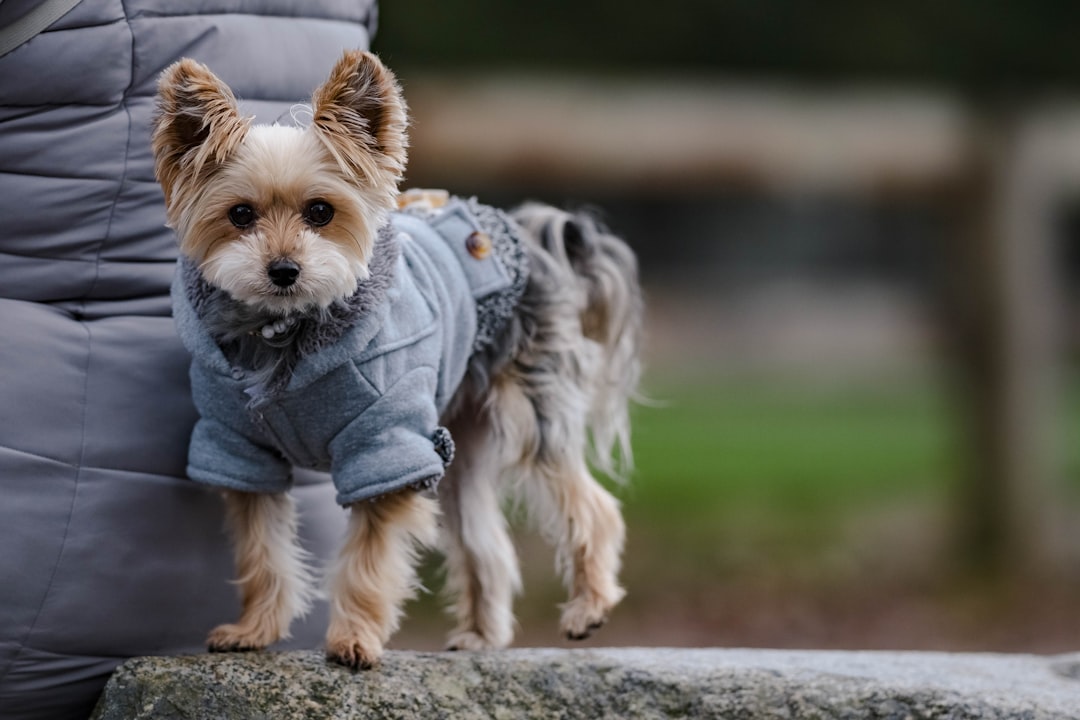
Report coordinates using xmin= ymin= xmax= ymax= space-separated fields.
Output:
xmin=542 ymin=458 xmax=626 ymax=640
xmin=207 ymin=490 xmax=316 ymax=652
xmin=495 ymin=379 xmax=627 ymax=641
xmin=439 ymin=407 xmax=521 ymax=651
xmin=326 ymin=489 xmax=438 ymax=669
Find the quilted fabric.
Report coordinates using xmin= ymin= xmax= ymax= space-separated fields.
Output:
xmin=0 ymin=2 xmax=377 ymax=718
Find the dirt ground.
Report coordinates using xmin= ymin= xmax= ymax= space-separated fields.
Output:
xmin=391 ymin=530 xmax=1080 ymax=656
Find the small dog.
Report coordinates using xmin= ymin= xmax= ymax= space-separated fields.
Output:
xmin=152 ymin=50 xmax=642 ymax=669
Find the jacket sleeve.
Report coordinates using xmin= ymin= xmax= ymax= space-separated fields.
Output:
xmin=328 ymin=366 xmax=450 ymax=505
xmin=187 ymin=416 xmax=292 ymax=494
xmin=185 ymin=365 xmax=291 ymax=493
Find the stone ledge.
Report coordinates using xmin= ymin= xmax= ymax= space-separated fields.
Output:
xmin=90 ymin=648 xmax=1080 ymax=719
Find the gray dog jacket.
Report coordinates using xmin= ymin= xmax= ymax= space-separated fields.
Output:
xmin=172 ymin=198 xmax=527 ymax=505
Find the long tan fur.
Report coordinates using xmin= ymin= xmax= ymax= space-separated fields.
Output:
xmin=152 ymin=59 xmax=250 ymax=214
xmin=206 ymin=491 xmax=318 ymax=651
xmin=326 ymin=491 xmax=438 ymax=668
xmin=311 ymin=49 xmax=408 ymax=213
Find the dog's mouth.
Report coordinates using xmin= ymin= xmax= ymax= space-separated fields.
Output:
xmin=263 ymin=285 xmax=313 ymax=315
xmin=247 ymin=282 xmax=312 ymax=315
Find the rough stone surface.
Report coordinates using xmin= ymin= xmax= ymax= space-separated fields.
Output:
xmin=90 ymin=648 xmax=1080 ymax=719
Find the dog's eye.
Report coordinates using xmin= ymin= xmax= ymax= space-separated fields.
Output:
xmin=304 ymin=201 xmax=334 ymax=227
xmin=228 ymin=204 xmax=255 ymax=228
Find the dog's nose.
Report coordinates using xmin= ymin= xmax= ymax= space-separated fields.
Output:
xmin=267 ymin=259 xmax=300 ymax=288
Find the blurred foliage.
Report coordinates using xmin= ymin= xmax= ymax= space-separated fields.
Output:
xmin=377 ymin=1 xmax=1080 ymax=92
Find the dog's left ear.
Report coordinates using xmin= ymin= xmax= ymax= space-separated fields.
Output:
xmin=311 ymin=50 xmax=409 ymax=195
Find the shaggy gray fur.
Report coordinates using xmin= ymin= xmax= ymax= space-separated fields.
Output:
xmin=447 ymin=204 xmax=642 ymax=482
xmin=520 ymin=206 xmax=643 ymax=478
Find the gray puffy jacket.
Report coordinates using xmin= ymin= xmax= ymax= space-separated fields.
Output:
xmin=0 ymin=2 xmax=377 ymax=718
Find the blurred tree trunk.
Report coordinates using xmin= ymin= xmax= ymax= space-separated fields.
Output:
xmin=945 ymin=109 xmax=1065 ymax=579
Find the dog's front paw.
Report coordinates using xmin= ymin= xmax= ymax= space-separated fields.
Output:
xmin=206 ymin=623 xmax=273 ymax=653
xmin=326 ymin=636 xmax=382 ymax=670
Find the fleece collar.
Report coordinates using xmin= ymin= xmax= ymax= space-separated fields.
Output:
xmin=172 ymin=225 xmax=401 ymax=395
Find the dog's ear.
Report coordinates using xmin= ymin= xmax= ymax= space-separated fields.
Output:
xmin=311 ymin=50 xmax=408 ymax=194
xmin=152 ymin=59 xmax=249 ymax=208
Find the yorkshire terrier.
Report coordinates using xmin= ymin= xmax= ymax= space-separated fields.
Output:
xmin=152 ymin=50 xmax=642 ymax=669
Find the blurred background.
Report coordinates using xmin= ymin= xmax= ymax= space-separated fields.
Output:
xmin=373 ymin=1 xmax=1080 ymax=652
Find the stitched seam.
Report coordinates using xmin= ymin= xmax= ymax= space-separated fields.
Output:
xmin=125 ymin=10 xmax=369 ymax=22
xmin=0 ymin=168 xmax=140 ymax=181
xmin=85 ymin=2 xmax=135 ymax=302
xmin=0 ymin=321 xmax=92 ymax=688
xmin=0 ymin=441 xmax=190 ymax=481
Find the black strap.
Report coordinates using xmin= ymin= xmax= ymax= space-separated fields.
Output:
xmin=0 ymin=0 xmax=84 ymax=58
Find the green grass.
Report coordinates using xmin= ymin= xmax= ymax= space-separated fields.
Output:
xmin=1061 ymin=373 xmax=1080 ymax=496
xmin=622 ymin=373 xmax=957 ymax=526
xmin=590 ymin=371 xmax=961 ymax=587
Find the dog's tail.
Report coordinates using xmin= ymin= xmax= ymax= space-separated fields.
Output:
xmin=510 ymin=204 xmax=644 ymax=481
